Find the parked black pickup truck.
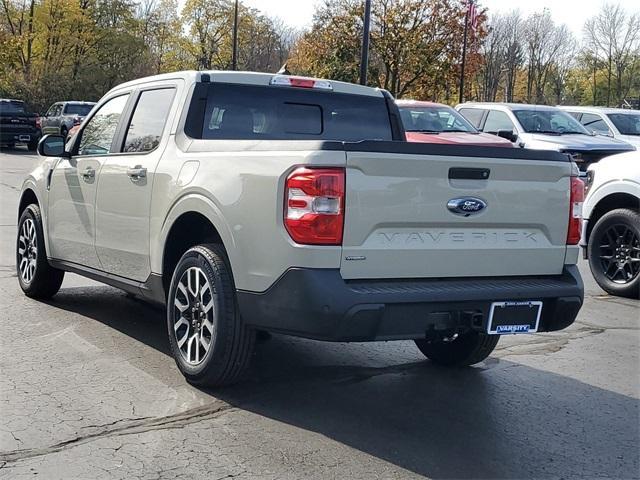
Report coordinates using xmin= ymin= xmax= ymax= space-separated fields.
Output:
xmin=0 ymin=99 xmax=41 ymax=150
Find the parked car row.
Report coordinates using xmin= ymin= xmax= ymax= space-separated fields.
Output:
xmin=453 ymin=103 xmax=636 ymax=169
xmin=0 ymin=99 xmax=95 ymax=150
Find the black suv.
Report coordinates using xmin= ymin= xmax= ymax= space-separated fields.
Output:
xmin=0 ymin=99 xmax=40 ymax=150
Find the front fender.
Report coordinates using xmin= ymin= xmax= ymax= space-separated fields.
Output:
xmin=583 ymin=178 xmax=640 ymax=219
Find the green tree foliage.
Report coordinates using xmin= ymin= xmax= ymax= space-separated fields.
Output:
xmin=0 ymin=0 xmax=294 ymax=112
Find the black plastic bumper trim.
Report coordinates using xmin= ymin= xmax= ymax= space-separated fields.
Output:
xmin=236 ymin=266 xmax=584 ymax=342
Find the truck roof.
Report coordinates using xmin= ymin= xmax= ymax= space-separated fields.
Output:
xmin=458 ymin=102 xmax=561 ymax=111
xmin=559 ymin=105 xmax=640 ymax=115
xmin=109 ymin=70 xmax=385 ymax=98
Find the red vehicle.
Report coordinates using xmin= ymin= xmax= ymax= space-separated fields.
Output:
xmin=397 ymin=100 xmax=513 ymax=147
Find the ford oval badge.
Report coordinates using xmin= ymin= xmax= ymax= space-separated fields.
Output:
xmin=447 ymin=197 xmax=487 ymax=217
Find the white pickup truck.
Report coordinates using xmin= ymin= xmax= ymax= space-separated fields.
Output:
xmin=18 ymin=71 xmax=584 ymax=386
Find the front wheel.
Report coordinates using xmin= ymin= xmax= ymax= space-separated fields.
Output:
xmin=415 ymin=331 xmax=499 ymax=367
xmin=167 ymin=244 xmax=255 ymax=387
xmin=17 ymin=205 xmax=65 ymax=298
xmin=587 ymin=208 xmax=640 ymax=299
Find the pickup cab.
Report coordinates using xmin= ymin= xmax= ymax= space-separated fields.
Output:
xmin=18 ymin=71 xmax=584 ymax=386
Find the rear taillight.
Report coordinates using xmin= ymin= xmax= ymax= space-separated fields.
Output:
xmin=35 ymin=117 xmax=41 ymax=129
xmin=284 ymin=167 xmax=345 ymax=245
xmin=567 ymin=176 xmax=585 ymax=245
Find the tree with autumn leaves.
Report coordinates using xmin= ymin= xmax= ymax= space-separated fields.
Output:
xmin=290 ymin=0 xmax=487 ymax=101
xmin=1 ymin=0 xmax=638 ymax=111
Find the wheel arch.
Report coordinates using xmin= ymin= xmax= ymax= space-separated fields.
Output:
xmin=18 ymin=187 xmax=39 ymax=217
xmin=157 ymin=194 xmax=237 ymax=294
xmin=585 ymin=191 xmax=640 ymax=243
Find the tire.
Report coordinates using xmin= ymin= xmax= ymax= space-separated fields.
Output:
xmin=587 ymin=208 xmax=640 ymax=299
xmin=16 ymin=204 xmax=65 ymax=299
xmin=27 ymin=139 xmax=38 ymax=151
xmin=166 ymin=244 xmax=255 ymax=387
xmin=60 ymin=126 xmax=68 ymax=140
xmin=415 ymin=331 xmax=499 ymax=367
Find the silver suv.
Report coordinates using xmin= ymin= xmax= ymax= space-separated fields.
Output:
xmin=456 ymin=103 xmax=634 ymax=169
xmin=18 ymin=71 xmax=584 ymax=386
xmin=41 ymin=101 xmax=96 ymax=138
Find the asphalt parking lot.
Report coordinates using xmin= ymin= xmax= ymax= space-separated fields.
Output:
xmin=0 ymin=147 xmax=638 ymax=479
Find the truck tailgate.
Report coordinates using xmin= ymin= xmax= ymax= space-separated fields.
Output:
xmin=341 ymin=145 xmax=572 ymax=279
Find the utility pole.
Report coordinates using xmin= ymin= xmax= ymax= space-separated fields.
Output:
xmin=359 ymin=0 xmax=371 ymax=85
xmin=232 ymin=0 xmax=239 ymax=70
xmin=458 ymin=1 xmax=471 ymax=103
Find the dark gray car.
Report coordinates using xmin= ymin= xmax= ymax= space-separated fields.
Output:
xmin=41 ymin=101 xmax=96 ymax=138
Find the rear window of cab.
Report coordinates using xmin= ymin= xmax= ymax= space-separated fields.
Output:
xmin=194 ymin=83 xmax=393 ymax=142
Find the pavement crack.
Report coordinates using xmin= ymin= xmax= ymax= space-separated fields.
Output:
xmin=0 ymin=401 xmax=235 ymax=464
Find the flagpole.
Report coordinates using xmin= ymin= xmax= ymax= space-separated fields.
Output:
xmin=232 ymin=0 xmax=239 ymax=70
xmin=458 ymin=0 xmax=471 ymax=104
xmin=360 ymin=0 xmax=372 ymax=85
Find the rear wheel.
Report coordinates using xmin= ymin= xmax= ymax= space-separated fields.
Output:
xmin=60 ymin=126 xmax=68 ymax=140
xmin=27 ymin=139 xmax=38 ymax=151
xmin=16 ymin=205 xmax=65 ymax=299
xmin=415 ymin=331 xmax=499 ymax=366
xmin=587 ymin=208 xmax=640 ymax=299
xmin=167 ymin=244 xmax=255 ymax=387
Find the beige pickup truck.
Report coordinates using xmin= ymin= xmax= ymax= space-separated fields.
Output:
xmin=18 ymin=71 xmax=584 ymax=386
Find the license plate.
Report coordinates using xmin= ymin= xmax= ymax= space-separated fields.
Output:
xmin=487 ymin=301 xmax=542 ymax=335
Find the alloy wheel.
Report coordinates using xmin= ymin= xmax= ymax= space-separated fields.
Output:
xmin=598 ymin=223 xmax=640 ymax=284
xmin=172 ymin=267 xmax=216 ymax=365
xmin=18 ymin=218 xmax=37 ymax=284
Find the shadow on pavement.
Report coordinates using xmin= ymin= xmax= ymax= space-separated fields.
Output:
xmin=49 ymin=285 xmax=639 ymax=479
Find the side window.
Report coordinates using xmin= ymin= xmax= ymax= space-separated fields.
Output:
xmin=566 ymin=111 xmax=582 ymax=120
xmin=483 ymin=110 xmax=515 ymax=133
xmin=458 ymin=108 xmax=485 ymax=128
xmin=580 ymin=113 xmax=611 ymax=135
xmin=45 ymin=105 xmax=56 ymax=117
xmin=123 ymin=88 xmax=176 ymax=153
xmin=77 ymin=94 xmax=129 ymax=156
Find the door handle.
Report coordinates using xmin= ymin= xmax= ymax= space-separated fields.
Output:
xmin=81 ymin=167 xmax=95 ymax=181
xmin=127 ymin=166 xmax=147 ymax=182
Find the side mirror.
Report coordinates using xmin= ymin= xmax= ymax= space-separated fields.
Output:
xmin=38 ymin=134 xmax=69 ymax=158
xmin=497 ymin=129 xmax=518 ymax=143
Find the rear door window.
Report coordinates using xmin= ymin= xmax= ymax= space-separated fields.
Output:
xmin=483 ymin=110 xmax=515 ymax=133
xmin=200 ymin=83 xmax=392 ymax=141
xmin=123 ymin=88 xmax=176 ymax=153
xmin=580 ymin=113 xmax=611 ymax=135
xmin=458 ymin=108 xmax=486 ymax=128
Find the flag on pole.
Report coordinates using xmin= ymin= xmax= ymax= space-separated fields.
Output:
xmin=468 ymin=0 xmax=478 ymax=34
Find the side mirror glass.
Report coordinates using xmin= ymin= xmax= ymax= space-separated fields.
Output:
xmin=497 ymin=129 xmax=518 ymax=142
xmin=38 ymin=134 xmax=68 ymax=157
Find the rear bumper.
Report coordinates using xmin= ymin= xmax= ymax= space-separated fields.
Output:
xmin=0 ymin=130 xmax=40 ymax=144
xmin=237 ymin=266 xmax=584 ymax=342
